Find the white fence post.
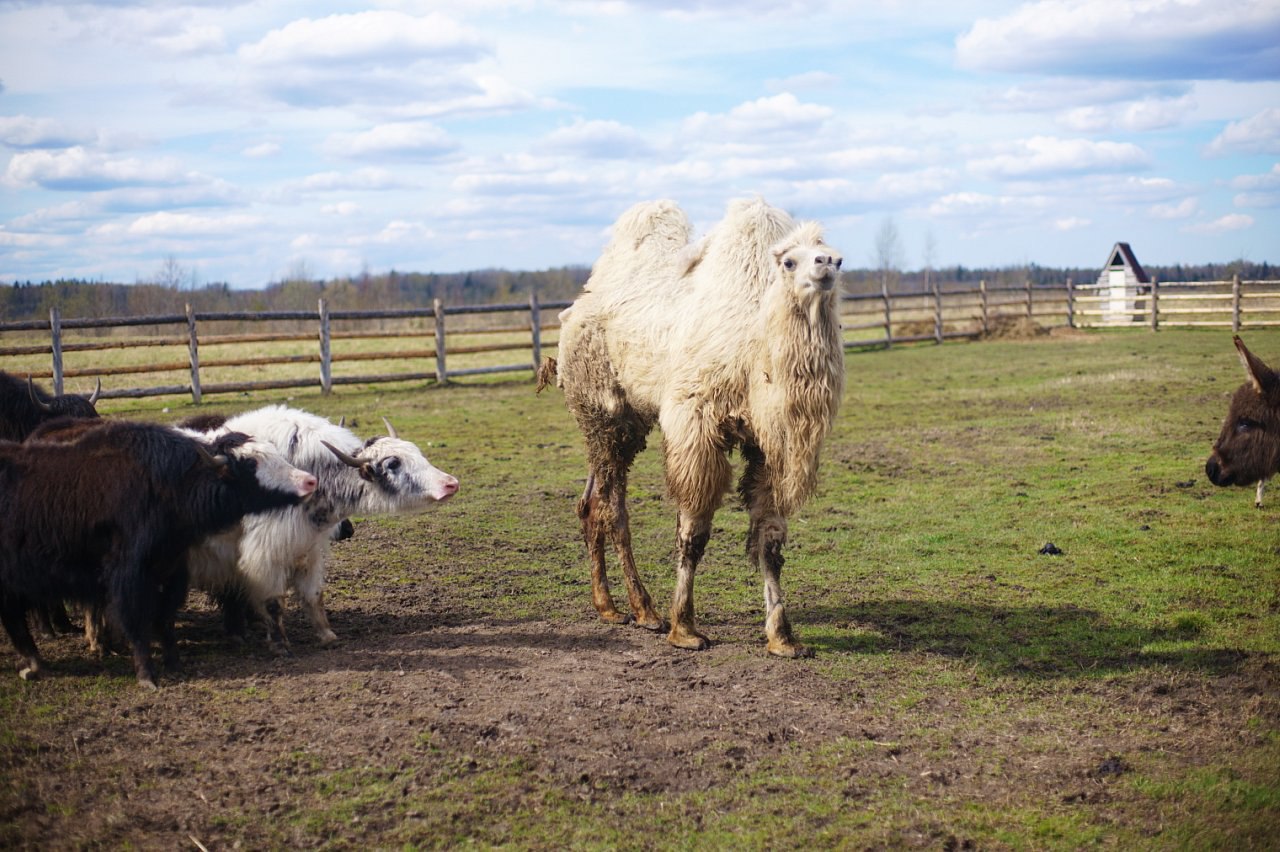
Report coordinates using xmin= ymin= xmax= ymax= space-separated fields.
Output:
xmin=319 ymin=298 xmax=333 ymax=395
xmin=49 ymin=306 xmax=64 ymax=395
xmin=186 ymin=303 xmax=202 ymax=404
xmin=529 ymin=291 xmax=543 ymax=372
xmin=881 ymin=281 xmax=893 ymax=348
xmin=433 ymin=298 xmax=448 ymax=384
xmin=1232 ymin=274 xmax=1242 ymax=333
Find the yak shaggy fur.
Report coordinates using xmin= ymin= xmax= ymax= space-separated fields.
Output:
xmin=548 ymin=196 xmax=845 ymax=657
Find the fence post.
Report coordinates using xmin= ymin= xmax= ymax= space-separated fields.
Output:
xmin=529 ymin=291 xmax=542 ymax=372
xmin=933 ymin=281 xmax=943 ymax=344
xmin=1025 ymin=279 xmax=1033 ymax=320
xmin=979 ymin=279 xmax=989 ymax=336
xmin=186 ymin=303 xmax=202 ymax=404
xmin=881 ymin=281 xmax=892 ymax=349
xmin=433 ymin=298 xmax=449 ymax=384
xmin=49 ymin=306 xmax=64 ymax=395
xmin=318 ymin=298 xmax=332 ymax=395
xmin=1232 ymin=273 xmax=1242 ymax=333
xmin=1148 ymin=278 xmax=1159 ymax=332
xmin=1066 ymin=278 xmax=1074 ymax=329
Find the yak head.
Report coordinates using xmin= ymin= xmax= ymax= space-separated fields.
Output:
xmin=29 ymin=376 xmax=101 ymax=419
xmin=321 ymin=417 xmax=458 ymax=510
xmin=1206 ymin=336 xmax=1280 ymax=488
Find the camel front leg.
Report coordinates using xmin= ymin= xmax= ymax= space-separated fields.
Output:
xmin=754 ymin=514 xmax=810 ymax=658
xmin=668 ymin=511 xmax=714 ymax=650
xmin=741 ymin=443 xmax=810 ymax=658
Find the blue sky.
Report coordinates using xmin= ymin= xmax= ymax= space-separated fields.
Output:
xmin=1 ymin=0 xmax=1277 ymax=289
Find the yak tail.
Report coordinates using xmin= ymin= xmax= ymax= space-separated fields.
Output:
xmin=535 ymin=357 xmax=559 ymax=394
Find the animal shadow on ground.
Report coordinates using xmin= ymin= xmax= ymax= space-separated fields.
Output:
xmin=798 ymin=599 xmax=1253 ymax=678
xmin=147 ymin=604 xmax=640 ymax=682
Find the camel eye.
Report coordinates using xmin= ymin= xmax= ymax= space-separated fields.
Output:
xmin=783 ymin=258 xmax=796 ymax=270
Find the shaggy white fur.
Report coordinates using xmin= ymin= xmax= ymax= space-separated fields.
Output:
xmin=551 ymin=196 xmax=845 ymax=657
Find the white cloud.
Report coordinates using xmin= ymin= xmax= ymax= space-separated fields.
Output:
xmin=1149 ymin=198 xmax=1198 ymax=219
xmin=151 ymin=22 xmax=225 ymax=56
xmin=765 ymin=71 xmax=840 ymax=94
xmin=957 ymin=0 xmax=1280 ymax=81
xmin=683 ymin=93 xmax=834 ymax=143
xmin=321 ymin=202 xmax=360 ymax=216
xmin=324 ymin=122 xmax=458 ymax=160
xmin=0 ymin=116 xmax=94 ymax=150
xmin=4 ymin=147 xmax=195 ymax=191
xmin=968 ymin=136 xmax=1150 ymax=179
xmin=242 ymin=142 xmax=281 ymax=159
xmin=1206 ymin=108 xmax=1280 ymax=157
xmin=1183 ymin=214 xmax=1255 ymax=234
xmin=540 ymin=119 xmax=652 ymax=159
xmin=290 ymin=168 xmax=403 ymax=194
xmin=1231 ymin=164 xmax=1280 ymax=208
xmin=1054 ymin=217 xmax=1091 ymax=231
xmin=927 ymin=192 xmax=1051 ymax=218
xmin=983 ymin=80 xmax=1190 ymax=113
xmin=239 ymin=11 xmax=485 ymax=68
xmin=1060 ymin=96 xmax=1194 ymax=133
xmin=95 ymin=211 xmax=264 ymax=237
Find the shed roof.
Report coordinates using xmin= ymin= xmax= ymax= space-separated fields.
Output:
xmin=1103 ymin=242 xmax=1149 ymax=283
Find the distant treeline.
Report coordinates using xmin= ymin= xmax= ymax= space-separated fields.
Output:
xmin=2 ymin=259 xmax=1275 ymax=323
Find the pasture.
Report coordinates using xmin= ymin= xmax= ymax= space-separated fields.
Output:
xmin=1 ymin=327 xmax=1277 ymax=849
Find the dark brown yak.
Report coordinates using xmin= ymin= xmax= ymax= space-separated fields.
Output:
xmin=1206 ymin=336 xmax=1280 ymax=497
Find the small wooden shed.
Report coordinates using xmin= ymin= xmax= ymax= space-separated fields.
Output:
xmin=1096 ymin=242 xmax=1149 ymax=324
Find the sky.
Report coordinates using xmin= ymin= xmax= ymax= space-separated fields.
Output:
xmin=0 ymin=0 xmax=1278 ymax=289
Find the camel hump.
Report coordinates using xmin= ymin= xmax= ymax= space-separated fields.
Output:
xmin=611 ymin=199 xmax=692 ymax=254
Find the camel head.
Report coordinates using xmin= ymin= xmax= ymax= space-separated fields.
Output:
xmin=771 ymin=222 xmax=842 ymax=304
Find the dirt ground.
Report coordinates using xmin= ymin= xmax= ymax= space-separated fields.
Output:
xmin=2 ymin=525 xmax=1277 ymax=850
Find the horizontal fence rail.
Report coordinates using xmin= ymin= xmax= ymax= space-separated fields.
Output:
xmin=1 ymin=275 xmax=1277 ymax=402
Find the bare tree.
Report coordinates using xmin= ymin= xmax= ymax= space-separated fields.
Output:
xmin=153 ymin=255 xmax=192 ymax=290
xmin=873 ymin=218 xmax=904 ymax=291
xmin=922 ymin=229 xmax=938 ymax=292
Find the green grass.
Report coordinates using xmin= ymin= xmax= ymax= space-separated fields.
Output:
xmin=3 ymin=327 xmax=1279 ymax=848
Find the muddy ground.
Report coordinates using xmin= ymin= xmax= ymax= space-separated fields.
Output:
xmin=2 ymin=529 xmax=1277 ymax=850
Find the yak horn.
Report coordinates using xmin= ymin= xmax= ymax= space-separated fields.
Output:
xmin=337 ymin=416 xmax=346 ymax=428
xmin=27 ymin=376 xmax=54 ymax=413
xmin=194 ymin=442 xmax=228 ymax=469
xmin=322 ymin=440 xmax=365 ymax=469
xmin=381 ymin=417 xmax=399 ymax=440
xmin=87 ymin=378 xmax=102 ymax=406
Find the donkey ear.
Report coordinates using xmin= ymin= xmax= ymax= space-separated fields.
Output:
xmin=1235 ymin=336 xmax=1276 ymax=394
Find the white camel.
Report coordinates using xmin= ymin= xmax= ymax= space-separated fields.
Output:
xmin=541 ymin=196 xmax=845 ymax=657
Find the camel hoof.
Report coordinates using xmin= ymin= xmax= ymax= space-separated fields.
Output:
xmin=634 ymin=615 xmax=664 ymax=632
xmin=767 ymin=640 xmax=814 ymax=659
xmin=667 ymin=629 xmax=711 ymax=651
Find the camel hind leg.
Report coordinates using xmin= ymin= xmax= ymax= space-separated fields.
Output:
xmin=579 ymin=412 xmax=662 ymax=630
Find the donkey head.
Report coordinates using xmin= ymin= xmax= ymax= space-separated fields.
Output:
xmin=1206 ymin=336 xmax=1280 ymax=488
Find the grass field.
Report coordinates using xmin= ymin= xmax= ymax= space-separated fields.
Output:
xmin=2 ymin=326 xmax=1278 ymax=849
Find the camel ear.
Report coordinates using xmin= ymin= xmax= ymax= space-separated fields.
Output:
xmin=1235 ymin=336 xmax=1276 ymax=394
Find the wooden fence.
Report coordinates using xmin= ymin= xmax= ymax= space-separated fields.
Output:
xmin=2 ymin=276 xmax=1277 ymax=402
